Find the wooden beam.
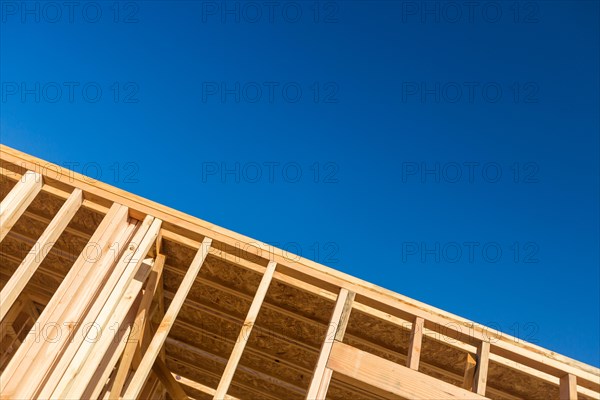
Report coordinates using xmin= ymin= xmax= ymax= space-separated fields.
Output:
xmin=82 ymin=303 xmax=140 ymax=400
xmin=0 ymin=188 xmax=82 ymax=321
xmin=0 ymin=170 xmax=42 ymax=243
xmin=109 ymin=254 xmax=166 ymax=399
xmin=0 ymin=203 xmax=130 ymax=396
xmin=327 ymin=341 xmax=490 ymax=399
xmin=214 ymin=261 xmax=277 ymax=399
xmin=406 ymin=316 xmax=424 ymax=370
xmin=0 ymin=167 xmax=108 ymax=215
xmin=51 ymin=260 xmax=153 ymax=399
xmin=122 ymin=237 xmax=212 ymax=400
xmin=151 ymin=357 xmax=189 ymax=400
xmin=174 ymin=373 xmax=240 ymax=400
xmin=51 ymin=218 xmax=163 ymax=399
xmin=474 ymin=341 xmax=491 ymax=396
xmin=462 ymin=353 xmax=477 ymax=391
xmin=306 ymin=288 xmax=355 ymax=400
xmin=27 ymin=215 xmax=142 ymax=399
xmin=560 ymin=374 xmax=577 ymax=400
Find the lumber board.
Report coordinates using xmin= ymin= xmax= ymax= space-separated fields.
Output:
xmin=109 ymin=254 xmax=166 ymax=399
xmin=406 ymin=316 xmax=424 ymax=370
xmin=214 ymin=260 xmax=277 ymax=399
xmin=0 ymin=203 xmax=131 ymax=396
xmin=0 ymin=170 xmax=42 ymax=243
xmin=474 ymin=341 xmax=491 ymax=396
xmin=306 ymin=288 xmax=355 ymax=399
xmin=123 ymin=237 xmax=212 ymax=400
xmin=0 ymin=188 xmax=82 ymax=321
xmin=327 ymin=341 xmax=490 ymax=400
xmin=31 ymin=216 xmax=153 ymax=399
xmin=560 ymin=374 xmax=577 ymax=400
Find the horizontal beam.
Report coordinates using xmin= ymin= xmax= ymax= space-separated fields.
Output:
xmin=328 ymin=341 xmax=490 ymax=400
xmin=0 ymin=166 xmax=108 ymax=215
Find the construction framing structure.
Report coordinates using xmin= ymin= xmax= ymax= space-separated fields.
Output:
xmin=0 ymin=144 xmax=598 ymax=399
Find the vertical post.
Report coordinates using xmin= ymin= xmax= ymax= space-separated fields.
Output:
xmin=406 ymin=316 xmax=424 ymax=370
xmin=462 ymin=353 xmax=477 ymax=390
xmin=473 ymin=341 xmax=490 ymax=396
xmin=559 ymin=373 xmax=577 ymax=400
xmin=306 ymin=288 xmax=355 ymax=400
xmin=213 ymin=261 xmax=277 ymax=399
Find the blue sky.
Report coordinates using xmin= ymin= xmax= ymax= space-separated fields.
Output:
xmin=1 ymin=1 xmax=599 ymax=366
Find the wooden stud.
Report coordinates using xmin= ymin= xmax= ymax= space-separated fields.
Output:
xmin=109 ymin=254 xmax=166 ymax=399
xmin=0 ymin=188 xmax=82 ymax=322
xmin=82 ymin=302 xmax=140 ymax=400
xmin=406 ymin=316 xmax=424 ymax=370
xmin=52 ymin=218 xmax=163 ymax=399
xmin=122 ymin=237 xmax=212 ymax=400
xmin=0 ymin=203 xmax=129 ymax=396
xmin=474 ymin=341 xmax=491 ymax=396
xmin=306 ymin=288 xmax=355 ymax=400
xmin=25 ymin=214 xmax=142 ymax=399
xmin=462 ymin=353 xmax=477 ymax=390
xmin=214 ymin=261 xmax=277 ymax=399
xmin=560 ymin=374 xmax=577 ymax=400
xmin=0 ymin=170 xmax=42 ymax=242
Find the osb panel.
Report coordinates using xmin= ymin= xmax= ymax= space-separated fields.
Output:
xmin=173 ymin=298 xmax=320 ymax=374
xmin=1 ymin=236 xmax=31 ymax=267
xmin=0 ymin=174 xmax=17 ymax=201
xmin=327 ymin=373 xmax=392 ymax=400
xmin=168 ymin=357 xmax=267 ymax=400
xmin=66 ymin=205 xmax=104 ymax=236
xmin=163 ymin=268 xmax=252 ymax=320
xmin=201 ymin=255 xmax=262 ymax=296
xmin=170 ymin=319 xmax=309 ymax=398
xmin=247 ymin=325 xmax=319 ymax=371
xmin=420 ymin=335 xmax=468 ymax=377
xmin=211 ymin=239 xmax=271 ymax=268
xmin=345 ymin=309 xmax=411 ymax=356
xmin=176 ymin=302 xmax=243 ymax=341
xmin=265 ymin=279 xmax=334 ymax=325
xmin=161 ymin=239 xmax=197 ymax=270
xmin=27 ymin=191 xmax=64 ymax=220
xmin=487 ymin=360 xmax=559 ymax=400
xmin=238 ymin=346 xmax=310 ymax=392
xmin=255 ymin=307 xmax=326 ymax=348
xmin=8 ymin=213 xmax=47 ymax=247
xmin=167 ymin=341 xmax=295 ymax=400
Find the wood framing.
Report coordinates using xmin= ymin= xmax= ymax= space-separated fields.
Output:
xmin=406 ymin=316 xmax=424 ymax=370
xmin=0 ymin=188 xmax=82 ymax=321
xmin=122 ymin=237 xmax=212 ymax=400
xmin=214 ymin=260 xmax=277 ymax=399
xmin=328 ymin=341 xmax=490 ymax=399
xmin=0 ymin=144 xmax=598 ymax=400
xmin=306 ymin=288 xmax=355 ymax=399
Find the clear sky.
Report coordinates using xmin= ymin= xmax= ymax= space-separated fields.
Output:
xmin=1 ymin=1 xmax=599 ymax=367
